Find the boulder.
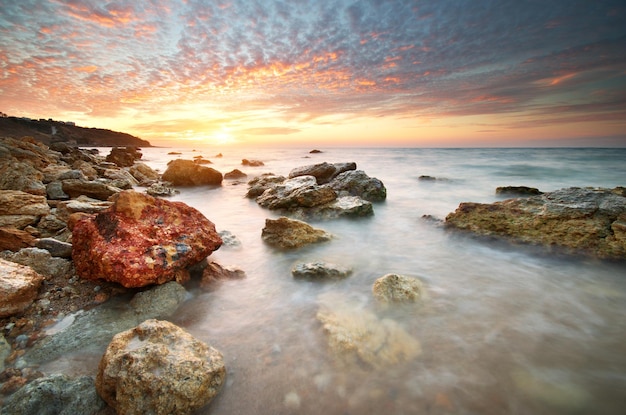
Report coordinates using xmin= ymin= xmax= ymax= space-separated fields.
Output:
xmin=261 ymin=217 xmax=332 ymax=249
xmin=0 ymin=190 xmax=50 ymax=217
xmin=372 ymin=274 xmax=425 ymax=303
xmin=496 ymin=186 xmax=543 ymax=196
xmin=328 ymin=170 xmax=387 ymax=202
xmin=224 ymin=168 xmax=247 ymax=180
xmin=317 ymin=294 xmax=421 ymax=368
xmin=0 ymin=159 xmax=46 ymax=195
xmin=35 ymin=237 xmax=73 ymax=258
xmin=128 ymin=162 xmax=160 ymax=184
xmin=72 ymin=190 xmax=222 ymax=287
xmin=256 ymin=176 xmax=337 ymax=209
xmin=20 ymin=282 xmax=187 ymax=367
xmin=96 ymin=319 xmax=226 ymax=415
xmin=2 ymin=374 xmax=106 ymax=415
xmin=105 ymin=146 xmax=142 ymax=167
xmin=61 ymin=178 xmax=121 ymax=200
xmin=0 ymin=258 xmax=44 ymax=318
xmin=288 ymin=161 xmax=356 ymax=184
xmin=291 ymin=261 xmax=352 ymax=280
xmin=246 ymin=173 xmax=286 ymax=198
xmin=445 ymin=187 xmax=626 ymax=259
xmin=0 ymin=227 xmax=36 ymax=251
xmin=162 ymin=159 xmax=223 ymax=186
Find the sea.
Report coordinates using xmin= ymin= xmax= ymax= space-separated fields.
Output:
xmin=67 ymin=147 xmax=626 ymax=413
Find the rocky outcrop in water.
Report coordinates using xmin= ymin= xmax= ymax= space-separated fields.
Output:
xmin=261 ymin=217 xmax=332 ymax=249
xmin=96 ymin=319 xmax=226 ymax=415
xmin=247 ymin=162 xmax=384 ymax=219
xmin=162 ymin=159 xmax=223 ymax=186
xmin=72 ymin=190 xmax=223 ymax=288
xmin=495 ymin=186 xmax=543 ymax=196
xmin=445 ymin=187 xmax=626 ymax=259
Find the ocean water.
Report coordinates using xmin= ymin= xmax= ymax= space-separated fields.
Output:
xmin=71 ymin=148 xmax=626 ymax=413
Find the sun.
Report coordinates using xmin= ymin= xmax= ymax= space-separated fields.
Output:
xmin=212 ymin=128 xmax=235 ymax=145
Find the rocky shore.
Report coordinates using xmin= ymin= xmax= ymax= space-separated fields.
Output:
xmin=1 ymin=135 xmax=624 ymax=414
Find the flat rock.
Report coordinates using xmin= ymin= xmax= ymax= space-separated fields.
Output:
xmin=292 ymin=261 xmax=352 ymax=280
xmin=72 ymin=190 xmax=222 ymax=287
xmin=0 ymin=227 xmax=36 ymax=251
xmin=61 ymin=178 xmax=121 ymax=200
xmin=445 ymin=187 xmax=626 ymax=259
xmin=0 ymin=258 xmax=44 ymax=318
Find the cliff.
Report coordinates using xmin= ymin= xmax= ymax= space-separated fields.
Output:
xmin=0 ymin=116 xmax=151 ymax=147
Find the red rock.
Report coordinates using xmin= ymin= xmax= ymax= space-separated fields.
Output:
xmin=72 ymin=190 xmax=222 ymax=288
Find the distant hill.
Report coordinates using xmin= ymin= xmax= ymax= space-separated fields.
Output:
xmin=0 ymin=116 xmax=152 ymax=147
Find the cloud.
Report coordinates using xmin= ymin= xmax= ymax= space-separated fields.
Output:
xmin=241 ymin=127 xmax=301 ymax=136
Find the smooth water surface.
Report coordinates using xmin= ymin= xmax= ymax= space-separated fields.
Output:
xmin=66 ymin=147 xmax=626 ymax=414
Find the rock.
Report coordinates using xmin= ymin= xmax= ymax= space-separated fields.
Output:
xmin=162 ymin=159 xmax=223 ymax=186
xmin=328 ymin=170 xmax=387 ymax=202
xmin=102 ymin=167 xmax=139 ymax=187
xmin=0 ymin=159 xmax=46 ymax=195
xmin=55 ymin=196 xmax=113 ymax=222
xmin=302 ymin=195 xmax=374 ymax=219
xmin=309 ymin=149 xmax=323 ymax=153
xmin=35 ymin=237 xmax=73 ymax=258
xmin=418 ymin=175 xmax=437 ymax=181
xmin=246 ymin=173 xmax=286 ymax=198
xmin=262 ymin=217 xmax=332 ymax=249
xmin=0 ymin=136 xmax=59 ymax=169
xmin=35 ymin=214 xmax=67 ymax=237
xmin=200 ymin=261 xmax=246 ymax=288
xmin=128 ymin=162 xmax=160 ymax=184
xmin=0 ymin=190 xmax=50 ymax=222
xmin=289 ymin=162 xmax=356 ymax=185
xmin=496 ymin=186 xmax=543 ymax=196
xmin=45 ymin=181 xmax=70 ymax=200
xmin=19 ymin=282 xmax=187 ymax=366
xmin=224 ymin=168 xmax=247 ymax=180
xmin=242 ymin=158 xmax=264 ymax=166
xmin=193 ymin=156 xmax=212 ymax=164
xmin=291 ymin=261 xmax=352 ymax=280
xmin=61 ymin=178 xmax=121 ymax=200
xmin=372 ymin=274 xmax=425 ymax=303
xmin=218 ymin=230 xmax=241 ymax=247
xmin=96 ymin=319 xmax=226 ymax=415
xmin=71 ymin=160 xmax=98 ymax=180
xmin=0 ymin=333 xmax=10 ymax=372
xmin=445 ymin=187 xmax=626 ymax=259
xmin=0 ymin=258 xmax=44 ymax=318
xmin=257 ymin=176 xmax=337 ymax=209
xmin=72 ymin=190 xmax=222 ymax=287
xmin=105 ymin=146 xmax=142 ymax=167
xmin=0 ymin=247 xmax=72 ymax=278
xmin=0 ymin=227 xmax=35 ymax=251
xmin=145 ymin=182 xmax=179 ymax=197
xmin=2 ymin=374 xmax=106 ymax=415
xmin=316 ymin=294 xmax=421 ymax=368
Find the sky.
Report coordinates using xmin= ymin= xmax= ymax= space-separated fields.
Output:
xmin=1 ymin=0 xmax=625 ymax=147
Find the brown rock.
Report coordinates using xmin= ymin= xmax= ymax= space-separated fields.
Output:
xmin=0 ymin=227 xmax=36 ymax=251
xmin=61 ymin=178 xmax=121 ymax=200
xmin=129 ymin=162 xmax=160 ymax=184
xmin=241 ymin=158 xmax=264 ymax=166
xmin=96 ymin=319 xmax=226 ymax=415
xmin=162 ymin=159 xmax=223 ymax=186
xmin=105 ymin=146 xmax=142 ymax=167
xmin=200 ymin=261 xmax=246 ymax=288
xmin=372 ymin=274 xmax=425 ymax=303
xmin=0 ymin=190 xmax=50 ymax=228
xmin=224 ymin=169 xmax=247 ymax=180
xmin=261 ymin=216 xmax=332 ymax=249
xmin=0 ymin=258 xmax=44 ymax=317
xmin=72 ymin=190 xmax=222 ymax=287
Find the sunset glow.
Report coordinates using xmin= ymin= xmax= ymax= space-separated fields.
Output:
xmin=1 ymin=1 xmax=625 ymax=147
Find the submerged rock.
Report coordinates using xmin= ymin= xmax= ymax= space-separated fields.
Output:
xmin=445 ymin=187 xmax=626 ymax=259
xmin=0 ymin=258 xmax=44 ymax=318
xmin=292 ymin=261 xmax=352 ymax=280
xmin=242 ymin=158 xmax=264 ymax=166
xmin=262 ymin=217 xmax=332 ymax=249
xmin=372 ymin=274 xmax=426 ymax=303
xmin=96 ymin=319 xmax=226 ymax=415
xmin=495 ymin=186 xmax=543 ymax=196
xmin=317 ymin=294 xmax=421 ymax=369
xmin=2 ymin=374 xmax=106 ymax=415
xmin=72 ymin=190 xmax=222 ymax=287
xmin=200 ymin=261 xmax=246 ymax=288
